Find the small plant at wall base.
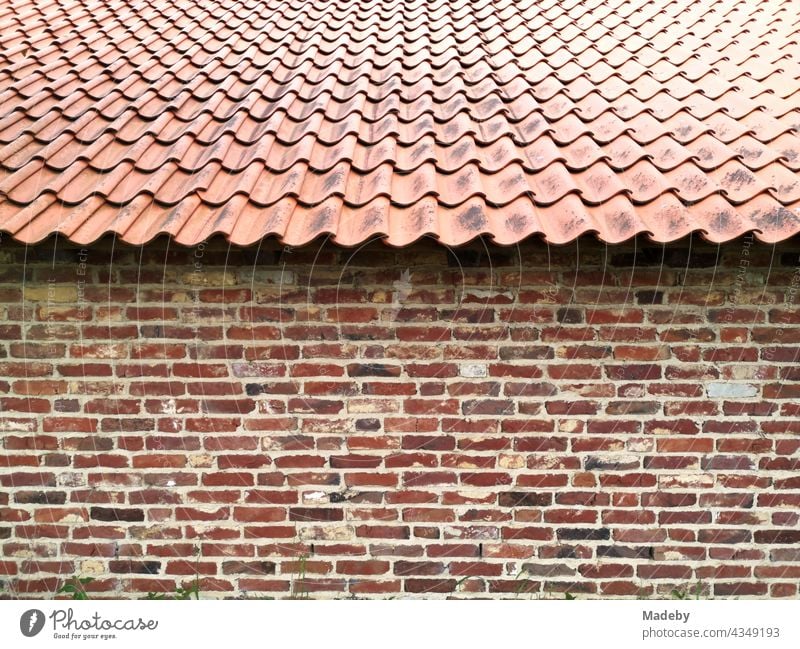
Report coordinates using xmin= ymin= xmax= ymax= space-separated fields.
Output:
xmin=56 ymin=577 xmax=94 ymax=600
xmin=671 ymin=582 xmax=707 ymax=600
xmin=144 ymin=583 xmax=200 ymax=601
xmin=289 ymin=554 xmax=310 ymax=600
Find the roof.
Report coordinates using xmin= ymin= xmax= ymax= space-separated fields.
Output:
xmin=1 ymin=0 xmax=800 ymax=247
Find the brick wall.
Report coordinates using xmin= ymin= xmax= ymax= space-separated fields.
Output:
xmin=1 ymin=235 xmax=799 ymax=599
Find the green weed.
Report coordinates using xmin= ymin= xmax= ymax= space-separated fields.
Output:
xmin=289 ymin=554 xmax=310 ymax=600
xmin=671 ymin=581 xmax=706 ymax=600
xmin=56 ymin=576 xmax=94 ymax=600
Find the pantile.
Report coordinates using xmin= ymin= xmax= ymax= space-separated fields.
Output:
xmin=1 ymin=0 xmax=800 ymax=246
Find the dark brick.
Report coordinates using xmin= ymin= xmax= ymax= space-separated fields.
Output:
xmin=90 ymin=507 xmax=145 ymax=522
xmin=557 ymin=528 xmax=610 ymax=541
xmin=289 ymin=508 xmax=343 ymax=522
xmin=498 ymin=492 xmax=553 ymax=507
xmin=109 ymin=560 xmax=161 ymax=574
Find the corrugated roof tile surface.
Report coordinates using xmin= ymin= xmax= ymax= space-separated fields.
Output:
xmin=1 ymin=0 xmax=800 ymax=246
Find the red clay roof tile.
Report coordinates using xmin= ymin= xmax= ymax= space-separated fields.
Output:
xmin=1 ymin=0 xmax=800 ymax=246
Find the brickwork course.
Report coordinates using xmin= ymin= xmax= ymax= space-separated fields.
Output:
xmin=0 ymin=236 xmax=799 ymax=599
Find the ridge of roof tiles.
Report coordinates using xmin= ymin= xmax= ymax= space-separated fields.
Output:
xmin=1 ymin=0 xmax=800 ymax=247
